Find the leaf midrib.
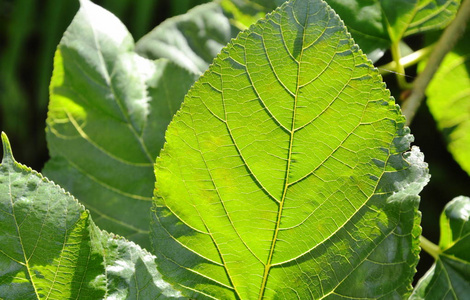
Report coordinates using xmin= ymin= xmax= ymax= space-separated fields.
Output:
xmin=257 ymin=4 xmax=309 ymax=299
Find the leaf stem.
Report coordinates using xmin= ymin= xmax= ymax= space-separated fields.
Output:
xmin=378 ymin=44 xmax=435 ymax=76
xmin=402 ymin=0 xmax=470 ymax=125
xmin=390 ymin=41 xmax=413 ymax=90
xmin=420 ymin=235 xmax=440 ymax=259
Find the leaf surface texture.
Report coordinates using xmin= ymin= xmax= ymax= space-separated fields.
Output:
xmin=0 ymin=133 xmax=182 ymax=299
xmin=325 ymin=0 xmax=461 ymax=62
xmin=153 ymin=0 xmax=429 ymax=298
xmin=411 ymin=196 xmax=470 ymax=299
xmin=43 ymin=0 xmax=196 ymax=248
xmin=423 ymin=25 xmax=470 ymax=176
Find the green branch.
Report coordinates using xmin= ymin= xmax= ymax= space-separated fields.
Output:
xmin=390 ymin=41 xmax=413 ymax=90
xmin=420 ymin=235 xmax=441 ymax=259
xmin=378 ymin=44 xmax=434 ymax=76
xmin=402 ymin=0 xmax=470 ymax=125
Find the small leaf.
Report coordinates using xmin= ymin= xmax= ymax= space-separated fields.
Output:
xmin=422 ymin=25 xmax=470 ymax=176
xmin=380 ymin=0 xmax=419 ymax=42
xmin=411 ymin=196 xmax=470 ymax=299
xmin=152 ymin=0 xmax=429 ymax=298
xmin=325 ymin=0 xmax=460 ymax=61
xmin=44 ymin=0 xmax=197 ymax=248
xmin=405 ymin=0 xmax=462 ymax=36
xmin=220 ymin=0 xmax=284 ymax=29
xmin=0 ymin=132 xmax=183 ymax=299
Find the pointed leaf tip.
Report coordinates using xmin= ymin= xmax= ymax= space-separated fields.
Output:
xmin=1 ymin=132 xmax=14 ymax=163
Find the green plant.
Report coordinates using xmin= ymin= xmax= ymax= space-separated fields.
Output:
xmin=1 ymin=0 xmax=470 ymax=298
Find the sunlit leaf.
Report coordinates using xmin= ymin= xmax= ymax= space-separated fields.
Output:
xmin=0 ymin=133 xmax=183 ymax=299
xmin=411 ymin=196 xmax=470 ymax=299
xmin=423 ymin=25 xmax=470 ymax=176
xmin=43 ymin=0 xmax=196 ymax=249
xmin=152 ymin=0 xmax=429 ymax=298
xmin=220 ymin=0 xmax=285 ymax=29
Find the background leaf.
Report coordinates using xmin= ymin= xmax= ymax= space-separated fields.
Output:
xmin=325 ymin=0 xmax=460 ymax=62
xmin=421 ymin=25 xmax=470 ymax=176
xmin=43 ymin=0 xmax=197 ymax=249
xmin=411 ymin=196 xmax=470 ymax=299
xmin=136 ymin=2 xmax=236 ymax=75
xmin=0 ymin=0 xmax=202 ymax=172
xmin=135 ymin=0 xmax=280 ymax=75
xmin=404 ymin=0 xmax=462 ymax=36
xmin=0 ymin=132 xmax=183 ymax=299
xmin=152 ymin=0 xmax=429 ymax=298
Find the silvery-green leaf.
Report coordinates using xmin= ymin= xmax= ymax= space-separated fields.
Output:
xmin=44 ymin=0 xmax=197 ymax=249
xmin=0 ymin=132 xmax=183 ymax=299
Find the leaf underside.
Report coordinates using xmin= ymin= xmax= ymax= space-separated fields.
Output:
xmin=0 ymin=133 xmax=182 ymax=299
xmin=152 ymin=0 xmax=429 ymax=299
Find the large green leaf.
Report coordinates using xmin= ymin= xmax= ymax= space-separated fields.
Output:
xmin=411 ymin=196 xmax=470 ymax=299
xmin=43 ymin=0 xmax=197 ymax=249
xmin=423 ymin=25 xmax=470 ymax=176
xmin=325 ymin=0 xmax=460 ymax=62
xmin=152 ymin=0 xmax=429 ymax=298
xmin=0 ymin=133 xmax=183 ymax=299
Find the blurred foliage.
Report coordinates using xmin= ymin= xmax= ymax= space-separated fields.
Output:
xmin=0 ymin=0 xmax=209 ymax=171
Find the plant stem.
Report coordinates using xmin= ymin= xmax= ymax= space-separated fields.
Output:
xmin=402 ymin=0 xmax=470 ymax=125
xmin=378 ymin=44 xmax=435 ymax=76
xmin=420 ymin=235 xmax=441 ymax=259
xmin=390 ymin=41 xmax=412 ymax=90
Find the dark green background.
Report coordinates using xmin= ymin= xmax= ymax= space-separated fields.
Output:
xmin=1 ymin=0 xmax=469 ymax=286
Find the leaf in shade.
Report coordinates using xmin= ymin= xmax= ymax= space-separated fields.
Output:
xmin=404 ymin=0 xmax=461 ymax=36
xmin=43 ymin=0 xmax=196 ymax=249
xmin=411 ymin=196 xmax=470 ymax=299
xmin=152 ymin=0 xmax=429 ymax=298
xmin=136 ymin=2 xmax=241 ymax=75
xmin=325 ymin=0 xmax=460 ymax=62
xmin=0 ymin=132 xmax=183 ymax=299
